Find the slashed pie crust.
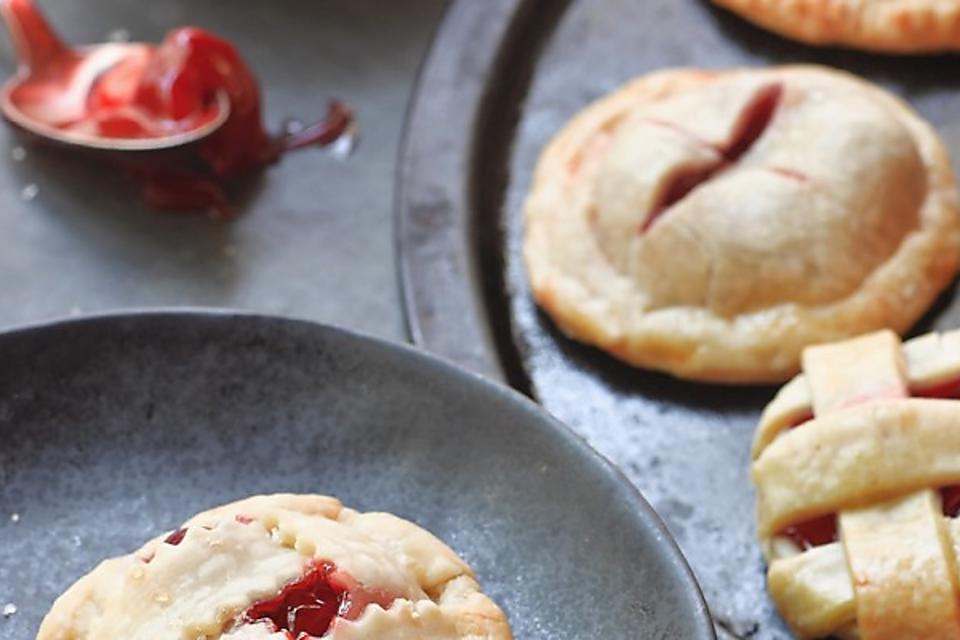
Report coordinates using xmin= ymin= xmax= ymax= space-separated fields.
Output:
xmin=37 ymin=494 xmax=512 ymax=640
xmin=523 ymin=65 xmax=960 ymax=383
xmin=712 ymin=0 xmax=960 ymax=54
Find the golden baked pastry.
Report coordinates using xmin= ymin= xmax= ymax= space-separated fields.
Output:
xmin=37 ymin=494 xmax=512 ymax=640
xmin=523 ymin=65 xmax=960 ymax=383
xmin=752 ymin=329 xmax=960 ymax=639
xmin=712 ymin=0 xmax=960 ymax=54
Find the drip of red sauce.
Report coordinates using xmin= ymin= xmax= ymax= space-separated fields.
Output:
xmin=642 ymin=83 xmax=783 ymax=232
xmin=2 ymin=0 xmax=353 ymax=217
xmin=242 ymin=562 xmax=397 ymax=639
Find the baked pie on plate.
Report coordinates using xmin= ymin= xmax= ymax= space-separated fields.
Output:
xmin=753 ymin=329 xmax=960 ymax=638
xmin=523 ymin=65 xmax=960 ymax=383
xmin=37 ymin=494 xmax=511 ymax=640
xmin=712 ymin=0 xmax=960 ymax=54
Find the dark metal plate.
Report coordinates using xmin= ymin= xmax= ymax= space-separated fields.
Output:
xmin=397 ymin=1 xmax=960 ymax=637
xmin=0 ymin=312 xmax=714 ymax=640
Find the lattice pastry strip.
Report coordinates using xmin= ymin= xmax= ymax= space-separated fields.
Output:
xmin=841 ymin=490 xmax=960 ymax=640
xmin=754 ymin=328 xmax=960 ymax=457
xmin=752 ymin=329 xmax=960 ymax=639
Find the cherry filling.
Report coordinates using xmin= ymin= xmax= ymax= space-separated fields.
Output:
xmin=724 ymin=84 xmax=783 ymax=162
xmin=779 ymin=488 xmax=960 ymax=551
xmin=243 ymin=563 xmax=341 ymax=638
xmin=163 ymin=527 xmax=188 ymax=546
xmin=141 ymin=526 xmax=189 ymax=563
xmin=2 ymin=0 xmax=354 ymax=217
xmin=643 ymin=164 xmax=719 ymax=232
xmin=241 ymin=562 xmax=398 ymax=640
xmin=942 ymin=486 xmax=960 ymax=518
xmin=643 ymin=83 xmax=783 ymax=232
xmin=914 ymin=377 xmax=960 ymax=400
xmin=780 ymin=514 xmax=838 ymax=551
xmin=142 ymin=524 xmax=398 ymax=637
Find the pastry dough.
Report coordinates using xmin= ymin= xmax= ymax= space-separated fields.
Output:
xmin=37 ymin=494 xmax=512 ymax=640
xmin=712 ymin=0 xmax=960 ymax=54
xmin=752 ymin=329 xmax=960 ymax=639
xmin=523 ymin=66 xmax=960 ymax=383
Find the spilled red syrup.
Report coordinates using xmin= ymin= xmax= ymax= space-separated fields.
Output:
xmin=2 ymin=0 xmax=353 ymax=217
xmin=643 ymin=83 xmax=783 ymax=232
xmin=776 ymin=375 xmax=960 ymax=549
xmin=242 ymin=562 xmax=398 ymax=639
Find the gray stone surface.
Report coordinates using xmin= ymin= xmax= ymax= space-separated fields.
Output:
xmin=0 ymin=0 xmax=447 ymax=340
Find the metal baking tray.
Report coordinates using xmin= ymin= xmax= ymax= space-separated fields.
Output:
xmin=396 ymin=1 xmax=960 ymax=637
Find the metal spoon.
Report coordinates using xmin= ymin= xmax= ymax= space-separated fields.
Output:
xmin=0 ymin=0 xmax=229 ymax=152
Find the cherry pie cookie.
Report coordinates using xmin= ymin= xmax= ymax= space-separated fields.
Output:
xmin=37 ymin=494 xmax=512 ymax=640
xmin=712 ymin=0 xmax=960 ymax=54
xmin=523 ymin=66 xmax=960 ymax=383
xmin=752 ymin=329 xmax=960 ymax=639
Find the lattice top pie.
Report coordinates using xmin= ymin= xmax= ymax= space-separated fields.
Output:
xmin=752 ymin=329 xmax=960 ymax=639
xmin=523 ymin=65 xmax=960 ymax=383
xmin=37 ymin=494 xmax=512 ymax=640
xmin=712 ymin=0 xmax=960 ymax=54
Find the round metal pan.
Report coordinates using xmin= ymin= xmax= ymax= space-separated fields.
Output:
xmin=397 ymin=1 xmax=960 ymax=636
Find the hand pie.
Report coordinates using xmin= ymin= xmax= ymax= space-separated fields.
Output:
xmin=523 ymin=66 xmax=960 ymax=383
xmin=752 ymin=329 xmax=960 ymax=638
xmin=712 ymin=0 xmax=960 ymax=54
xmin=37 ymin=494 xmax=512 ymax=640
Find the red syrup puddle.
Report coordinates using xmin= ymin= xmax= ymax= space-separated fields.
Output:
xmin=642 ymin=83 xmax=783 ymax=233
xmin=2 ymin=0 xmax=354 ymax=217
xmin=776 ymin=375 xmax=960 ymax=549
xmin=241 ymin=562 xmax=398 ymax=639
